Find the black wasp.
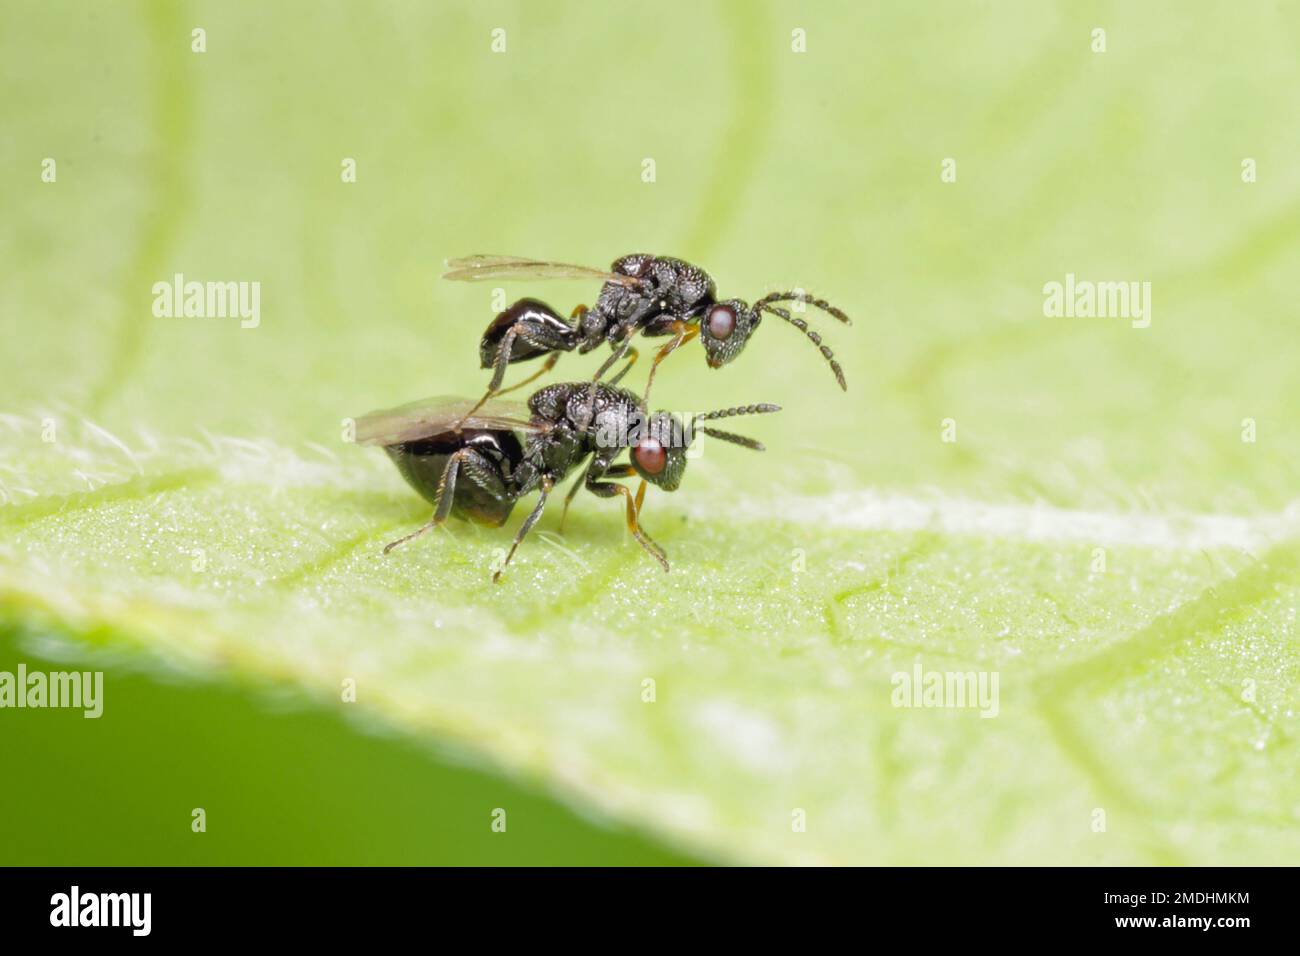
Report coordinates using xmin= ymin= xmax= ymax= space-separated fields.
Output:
xmin=442 ymin=254 xmax=851 ymax=417
xmin=354 ymin=381 xmax=779 ymax=582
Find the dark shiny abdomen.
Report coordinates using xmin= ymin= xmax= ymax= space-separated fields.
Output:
xmin=384 ymin=428 xmax=523 ymax=527
xmin=479 ymin=298 xmax=573 ymax=367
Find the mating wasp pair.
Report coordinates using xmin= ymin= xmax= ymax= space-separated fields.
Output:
xmin=354 ymin=254 xmax=849 ymax=581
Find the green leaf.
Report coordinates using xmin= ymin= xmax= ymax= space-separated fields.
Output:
xmin=3 ymin=1 xmax=1298 ymax=864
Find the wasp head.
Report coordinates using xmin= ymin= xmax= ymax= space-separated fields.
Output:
xmin=629 ymin=410 xmax=689 ymax=491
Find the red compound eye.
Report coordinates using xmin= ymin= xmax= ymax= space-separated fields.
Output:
xmin=707 ymin=304 xmax=737 ymax=340
xmin=634 ymin=438 xmax=666 ymax=475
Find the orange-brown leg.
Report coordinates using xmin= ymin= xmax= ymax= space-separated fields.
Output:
xmin=642 ymin=321 xmax=699 ymax=409
xmin=558 ymin=461 xmax=633 ymax=533
xmin=580 ymin=460 xmax=668 ymax=571
xmin=614 ymin=480 xmax=667 ymax=571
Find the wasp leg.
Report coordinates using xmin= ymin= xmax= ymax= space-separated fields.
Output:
xmin=460 ymin=308 xmax=577 ymax=429
xmin=606 ymin=346 xmax=640 ymax=387
xmin=493 ymin=476 xmax=553 ymax=584
xmin=382 ymin=520 xmax=438 ymax=555
xmin=592 ymin=330 xmax=638 ymax=383
xmin=459 ymin=330 xmax=527 ymax=426
xmin=491 ymin=352 xmax=560 ymax=398
xmin=557 ymin=460 xmax=639 ymax=532
xmin=556 ymin=454 xmax=593 ymax=534
xmin=579 ymin=331 xmax=638 ymax=426
xmin=641 ymin=320 xmax=699 ymax=410
xmin=383 ymin=447 xmax=471 ymax=554
xmin=586 ymin=464 xmax=668 ymax=572
xmin=458 ymin=334 xmax=559 ymax=429
xmin=453 ymin=331 xmax=520 ymax=430
xmin=625 ymin=478 xmax=658 ymax=561
xmin=486 ymin=327 xmax=522 ymax=392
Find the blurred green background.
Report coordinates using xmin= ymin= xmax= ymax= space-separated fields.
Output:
xmin=0 ymin=624 xmax=696 ymax=864
xmin=1 ymin=1 xmax=1297 ymax=865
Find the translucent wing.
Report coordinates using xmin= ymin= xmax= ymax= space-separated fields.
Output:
xmin=442 ymin=255 xmax=644 ymax=289
xmin=352 ymin=395 xmax=547 ymax=446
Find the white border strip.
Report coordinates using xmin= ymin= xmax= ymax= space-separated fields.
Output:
xmin=710 ymin=490 xmax=1300 ymax=551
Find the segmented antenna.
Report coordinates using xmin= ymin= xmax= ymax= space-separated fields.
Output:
xmin=699 ymin=427 xmax=766 ymax=451
xmin=758 ymin=304 xmax=847 ymax=391
xmin=690 ymin=403 xmax=780 ymax=453
xmin=753 ymin=291 xmax=852 ymax=325
xmin=693 ymin=403 xmax=781 ymax=421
